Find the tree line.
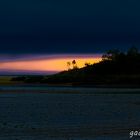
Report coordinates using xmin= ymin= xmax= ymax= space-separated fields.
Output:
xmin=11 ymin=46 xmax=140 ymax=86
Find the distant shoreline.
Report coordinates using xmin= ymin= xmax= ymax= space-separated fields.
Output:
xmin=0 ymin=75 xmax=140 ymax=89
xmin=1 ymin=82 xmax=140 ymax=89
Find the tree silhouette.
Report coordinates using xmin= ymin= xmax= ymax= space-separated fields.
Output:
xmin=127 ymin=46 xmax=139 ymax=57
xmin=126 ymin=46 xmax=140 ymax=65
xmin=72 ymin=60 xmax=77 ymax=69
xmin=85 ymin=62 xmax=91 ymax=67
xmin=67 ymin=62 xmax=71 ymax=70
xmin=102 ymin=49 xmax=121 ymax=61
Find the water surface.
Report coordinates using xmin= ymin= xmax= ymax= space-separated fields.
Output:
xmin=0 ymin=86 xmax=139 ymax=139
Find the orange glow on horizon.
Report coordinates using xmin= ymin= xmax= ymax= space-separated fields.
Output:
xmin=0 ymin=57 xmax=101 ymax=72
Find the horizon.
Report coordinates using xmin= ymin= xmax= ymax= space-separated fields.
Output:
xmin=0 ymin=0 xmax=140 ymax=74
xmin=0 ymin=54 xmax=102 ymax=74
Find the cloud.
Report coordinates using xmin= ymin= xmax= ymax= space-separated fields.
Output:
xmin=0 ymin=0 xmax=140 ymax=54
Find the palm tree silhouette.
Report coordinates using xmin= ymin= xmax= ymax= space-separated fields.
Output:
xmin=67 ymin=62 xmax=71 ymax=70
xmin=72 ymin=60 xmax=77 ymax=69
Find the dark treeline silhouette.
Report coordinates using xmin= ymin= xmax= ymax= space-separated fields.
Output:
xmin=11 ymin=46 xmax=140 ymax=87
xmin=96 ymin=46 xmax=140 ymax=75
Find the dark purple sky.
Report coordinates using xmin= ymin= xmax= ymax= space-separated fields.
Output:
xmin=0 ymin=0 xmax=140 ymax=55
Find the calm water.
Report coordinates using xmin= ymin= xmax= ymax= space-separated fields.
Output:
xmin=0 ymin=86 xmax=140 ymax=139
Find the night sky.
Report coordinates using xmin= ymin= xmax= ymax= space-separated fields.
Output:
xmin=0 ymin=0 xmax=140 ymax=74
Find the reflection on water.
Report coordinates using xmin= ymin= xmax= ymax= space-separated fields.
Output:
xmin=0 ymin=86 xmax=139 ymax=139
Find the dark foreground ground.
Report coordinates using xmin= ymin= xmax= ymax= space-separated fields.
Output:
xmin=0 ymin=86 xmax=139 ymax=140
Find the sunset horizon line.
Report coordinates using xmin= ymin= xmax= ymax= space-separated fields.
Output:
xmin=0 ymin=54 xmax=102 ymax=74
